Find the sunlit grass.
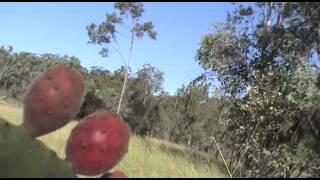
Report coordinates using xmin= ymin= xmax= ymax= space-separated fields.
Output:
xmin=0 ymin=99 xmax=225 ymax=178
xmin=114 ymin=136 xmax=224 ymax=178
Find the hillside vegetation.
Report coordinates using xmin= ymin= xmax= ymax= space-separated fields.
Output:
xmin=1 ymin=2 xmax=319 ymax=177
xmin=0 ymin=99 xmax=225 ymax=178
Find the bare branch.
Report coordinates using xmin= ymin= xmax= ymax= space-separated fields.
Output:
xmin=213 ymin=136 xmax=233 ymax=178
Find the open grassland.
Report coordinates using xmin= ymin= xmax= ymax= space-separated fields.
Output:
xmin=0 ymin=99 xmax=225 ymax=178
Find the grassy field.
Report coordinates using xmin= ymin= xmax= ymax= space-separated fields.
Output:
xmin=0 ymin=98 xmax=225 ymax=178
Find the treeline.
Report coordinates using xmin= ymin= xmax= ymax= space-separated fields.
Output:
xmin=0 ymin=46 xmax=225 ymax=158
xmin=1 ymin=2 xmax=320 ymax=178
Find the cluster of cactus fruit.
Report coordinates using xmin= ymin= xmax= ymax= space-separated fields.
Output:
xmin=0 ymin=65 xmax=129 ymax=178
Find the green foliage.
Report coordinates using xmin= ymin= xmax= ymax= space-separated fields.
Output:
xmin=86 ymin=2 xmax=156 ymax=58
xmin=0 ymin=46 xmax=165 ymax=137
xmin=86 ymin=2 xmax=157 ymax=115
xmin=3 ymin=3 xmax=319 ymax=178
xmin=0 ymin=47 xmax=86 ymax=100
xmin=196 ymin=2 xmax=320 ymax=178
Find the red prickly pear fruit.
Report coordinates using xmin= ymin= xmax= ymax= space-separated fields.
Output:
xmin=22 ymin=65 xmax=85 ymax=137
xmin=100 ymin=170 xmax=128 ymax=178
xmin=66 ymin=111 xmax=130 ymax=176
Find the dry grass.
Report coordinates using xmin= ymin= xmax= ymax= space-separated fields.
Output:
xmin=0 ymin=99 xmax=225 ymax=178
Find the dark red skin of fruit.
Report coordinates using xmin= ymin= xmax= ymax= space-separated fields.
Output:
xmin=100 ymin=170 xmax=128 ymax=178
xmin=22 ymin=65 xmax=85 ymax=137
xmin=66 ymin=111 xmax=130 ymax=176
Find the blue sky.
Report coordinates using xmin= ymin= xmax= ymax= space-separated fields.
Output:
xmin=0 ymin=2 xmax=235 ymax=95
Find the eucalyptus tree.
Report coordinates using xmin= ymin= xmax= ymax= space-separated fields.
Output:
xmin=86 ymin=2 xmax=157 ymax=114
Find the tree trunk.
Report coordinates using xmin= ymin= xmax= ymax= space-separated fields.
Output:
xmin=117 ymin=66 xmax=129 ymax=114
xmin=116 ymin=27 xmax=135 ymax=114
